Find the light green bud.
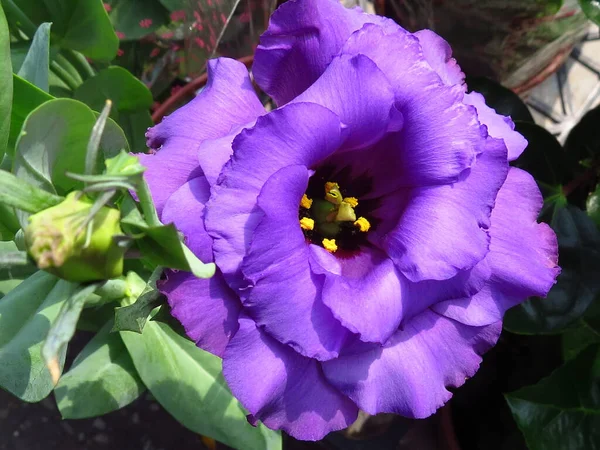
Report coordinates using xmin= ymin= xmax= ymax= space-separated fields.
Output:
xmin=25 ymin=192 xmax=124 ymax=282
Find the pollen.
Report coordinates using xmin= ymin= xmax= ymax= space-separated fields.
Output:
xmin=354 ymin=217 xmax=371 ymax=232
xmin=322 ymin=238 xmax=338 ymax=253
xmin=343 ymin=197 xmax=358 ymax=207
xmin=324 ymin=181 xmax=339 ymax=192
xmin=300 ymin=217 xmax=314 ymax=231
xmin=300 ymin=194 xmax=313 ymax=209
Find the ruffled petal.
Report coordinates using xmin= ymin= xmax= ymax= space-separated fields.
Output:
xmin=161 ymin=176 xmax=212 ymax=261
xmin=160 ymin=271 xmax=240 ymax=357
xmin=292 ymin=53 xmax=400 ymax=151
xmin=242 ymin=165 xmax=352 ymax=360
xmin=339 ymin=25 xmax=484 ymax=187
xmin=205 ymin=103 xmax=342 ymax=289
xmin=142 ymin=58 xmax=264 ymax=215
xmin=414 ymin=29 xmax=465 ymax=89
xmin=322 ymin=310 xmax=501 ymax=419
xmin=159 ymin=177 xmax=241 ymax=357
xmin=253 ymin=0 xmax=401 ymax=105
xmin=433 ymin=168 xmax=559 ymax=326
xmin=373 ymin=138 xmax=509 ymax=282
xmin=402 ymin=258 xmax=492 ymax=321
xmin=310 ymin=245 xmax=406 ymax=344
xmin=463 ymin=92 xmax=528 ymax=161
xmin=223 ymin=315 xmax=358 ymax=441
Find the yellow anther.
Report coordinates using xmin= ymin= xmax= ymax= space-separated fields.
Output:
xmin=324 ymin=182 xmax=339 ymax=192
xmin=300 ymin=194 xmax=313 ymax=209
xmin=322 ymin=238 xmax=338 ymax=253
xmin=300 ymin=217 xmax=314 ymax=231
xmin=354 ymin=217 xmax=371 ymax=232
xmin=343 ymin=197 xmax=358 ymax=207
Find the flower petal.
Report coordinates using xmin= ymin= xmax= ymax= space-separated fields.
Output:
xmin=242 ymin=165 xmax=352 ymax=360
xmin=322 ymin=310 xmax=501 ymax=419
xmin=310 ymin=245 xmax=407 ymax=344
xmin=223 ymin=315 xmax=358 ymax=441
xmin=161 ymin=176 xmax=212 ymax=261
xmin=432 ymin=168 xmax=560 ymax=326
xmin=160 ymin=177 xmax=241 ymax=357
xmin=205 ymin=103 xmax=342 ymax=289
xmin=414 ymin=29 xmax=465 ymax=89
xmin=142 ymin=58 xmax=264 ymax=215
xmin=373 ymin=138 xmax=509 ymax=282
xmin=292 ymin=53 xmax=400 ymax=151
xmin=160 ymin=271 xmax=240 ymax=357
xmin=340 ymin=25 xmax=484 ymax=186
xmin=463 ymin=92 xmax=528 ymax=161
xmin=253 ymin=0 xmax=401 ymax=105
xmin=402 ymin=258 xmax=492 ymax=321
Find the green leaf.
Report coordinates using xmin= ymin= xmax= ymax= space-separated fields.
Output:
xmin=8 ymin=74 xmax=53 ymax=155
xmin=0 ymin=169 xmax=63 ymax=213
xmin=0 ymin=250 xmax=28 ymax=268
xmin=579 ymin=0 xmax=600 ymax=26
xmin=0 ymin=241 xmax=38 ymax=280
xmin=42 ymin=283 xmax=100 ymax=384
xmin=55 ymin=321 xmax=145 ymax=418
xmin=74 ymin=66 xmax=153 ymax=112
xmin=14 ymin=0 xmax=118 ymax=60
xmin=13 ymin=98 xmax=126 ymax=198
xmin=13 ymin=98 xmax=95 ymax=194
xmin=505 ymin=344 xmax=600 ymax=450
xmin=85 ymin=100 xmax=113 ymax=177
xmin=112 ymin=268 xmax=162 ymax=333
xmin=0 ymin=279 xmax=22 ymax=297
xmin=466 ymin=76 xmax=534 ymax=123
xmin=17 ymin=23 xmax=51 ymax=92
xmin=0 ymin=2 xmax=12 ymax=160
xmin=504 ymin=207 xmax=600 ymax=334
xmin=138 ymin=224 xmax=216 ymax=279
xmin=0 ymin=272 xmax=78 ymax=401
xmin=562 ymin=298 xmax=600 ymax=360
xmin=121 ymin=321 xmax=282 ymax=450
xmin=108 ymin=0 xmax=169 ymax=40
xmin=121 ymin=191 xmax=215 ymax=279
xmin=115 ymin=110 xmax=153 ymax=153
xmin=74 ymin=67 xmax=153 ymax=153
xmin=99 ymin=114 xmax=130 ymax=159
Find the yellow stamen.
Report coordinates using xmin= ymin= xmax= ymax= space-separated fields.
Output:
xmin=343 ymin=197 xmax=358 ymax=207
xmin=354 ymin=217 xmax=371 ymax=232
xmin=300 ymin=217 xmax=314 ymax=231
xmin=322 ymin=238 xmax=338 ymax=253
xmin=300 ymin=194 xmax=313 ymax=209
xmin=324 ymin=182 xmax=339 ymax=192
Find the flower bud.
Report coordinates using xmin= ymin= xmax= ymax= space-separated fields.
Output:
xmin=25 ymin=192 xmax=125 ymax=282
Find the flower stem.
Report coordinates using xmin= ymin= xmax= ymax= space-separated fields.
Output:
xmin=137 ymin=179 xmax=161 ymax=227
xmin=2 ymin=0 xmax=37 ymax=37
xmin=95 ymin=278 xmax=129 ymax=301
xmin=50 ymin=60 xmax=80 ymax=91
xmin=61 ymin=49 xmax=96 ymax=80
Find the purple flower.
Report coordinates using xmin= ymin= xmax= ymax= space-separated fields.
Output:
xmin=139 ymin=0 xmax=559 ymax=441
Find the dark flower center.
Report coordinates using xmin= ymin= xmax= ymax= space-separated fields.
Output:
xmin=299 ymin=168 xmax=373 ymax=255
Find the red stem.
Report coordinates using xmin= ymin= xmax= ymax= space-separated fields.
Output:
xmin=151 ymin=55 xmax=255 ymax=123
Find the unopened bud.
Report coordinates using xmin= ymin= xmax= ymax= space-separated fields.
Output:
xmin=25 ymin=192 xmax=124 ymax=282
